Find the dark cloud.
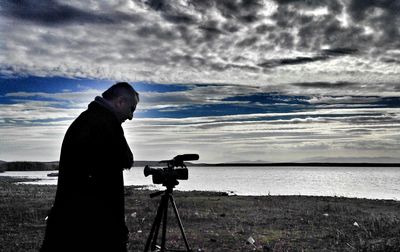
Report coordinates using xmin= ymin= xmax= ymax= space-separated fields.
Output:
xmin=144 ymin=0 xmax=197 ymax=25
xmin=258 ymin=47 xmax=358 ymax=69
xmin=206 ymin=0 xmax=262 ymax=23
xmin=145 ymin=0 xmax=263 ymax=26
xmin=198 ymin=24 xmax=225 ymax=40
xmin=278 ymin=56 xmax=326 ymax=65
xmin=144 ymin=0 xmax=164 ymax=11
xmin=321 ymin=48 xmax=358 ymax=56
xmin=2 ymin=0 xmax=400 ymax=85
xmin=169 ymin=55 xmax=207 ymax=69
xmin=255 ymin=24 xmax=274 ymax=34
xmin=381 ymin=57 xmax=400 ymax=65
xmin=0 ymin=0 xmax=142 ymax=25
xmin=348 ymin=0 xmax=400 ymax=22
xmin=1 ymin=0 xmax=97 ymax=25
xmin=140 ymin=0 xmax=266 ymax=53
xmin=270 ymin=0 xmax=400 ymax=53
xmin=163 ymin=13 xmax=196 ymax=24
xmin=236 ymin=37 xmax=258 ymax=48
xmin=222 ymin=23 xmax=241 ymax=33
xmin=347 ymin=0 xmax=400 ymax=50
xmin=275 ymin=0 xmax=343 ymax=14
xmin=224 ymin=63 xmax=260 ymax=72
xmin=136 ymin=24 xmax=179 ymax=40
xmin=199 ymin=24 xmax=223 ymax=34
xmin=269 ymin=0 xmax=383 ymax=53
xmin=292 ymin=81 xmax=357 ymax=89
xmin=258 ymin=56 xmax=327 ymax=68
xmin=275 ymin=32 xmax=295 ymax=49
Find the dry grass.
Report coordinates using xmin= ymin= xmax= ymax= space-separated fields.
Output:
xmin=1 ymin=176 xmax=400 ymax=251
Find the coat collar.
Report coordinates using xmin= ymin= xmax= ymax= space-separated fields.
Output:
xmin=93 ymin=96 xmax=120 ymax=123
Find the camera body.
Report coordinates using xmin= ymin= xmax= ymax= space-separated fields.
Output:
xmin=144 ymin=154 xmax=199 ymax=187
xmin=144 ymin=165 xmax=188 ymax=185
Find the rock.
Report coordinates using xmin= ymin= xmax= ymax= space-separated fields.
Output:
xmin=263 ymin=245 xmax=272 ymax=252
xmin=246 ymin=236 xmax=255 ymax=245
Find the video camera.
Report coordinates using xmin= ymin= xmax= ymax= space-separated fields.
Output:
xmin=144 ymin=154 xmax=199 ymax=187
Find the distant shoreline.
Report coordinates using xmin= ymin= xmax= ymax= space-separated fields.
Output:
xmin=1 ymin=160 xmax=399 ymax=172
xmin=199 ymin=162 xmax=400 ymax=167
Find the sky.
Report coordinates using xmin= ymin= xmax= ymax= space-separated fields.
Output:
xmin=1 ymin=0 xmax=400 ymax=163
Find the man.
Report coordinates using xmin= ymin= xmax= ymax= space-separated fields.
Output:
xmin=41 ymin=82 xmax=139 ymax=252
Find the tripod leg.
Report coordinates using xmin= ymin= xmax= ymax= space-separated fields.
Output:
xmin=169 ymin=195 xmax=191 ymax=251
xmin=152 ymin=195 xmax=170 ymax=251
xmin=160 ymin=196 xmax=168 ymax=252
xmin=144 ymin=195 xmax=166 ymax=252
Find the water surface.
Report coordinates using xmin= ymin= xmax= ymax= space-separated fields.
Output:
xmin=1 ymin=166 xmax=399 ymax=200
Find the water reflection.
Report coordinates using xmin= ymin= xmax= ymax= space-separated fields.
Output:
xmin=1 ymin=166 xmax=399 ymax=200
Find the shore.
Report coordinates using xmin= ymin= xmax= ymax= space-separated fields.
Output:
xmin=1 ymin=176 xmax=399 ymax=251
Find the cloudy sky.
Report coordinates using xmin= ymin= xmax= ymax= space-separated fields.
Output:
xmin=1 ymin=0 xmax=400 ymax=163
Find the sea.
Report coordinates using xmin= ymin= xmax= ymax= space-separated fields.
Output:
xmin=1 ymin=166 xmax=400 ymax=201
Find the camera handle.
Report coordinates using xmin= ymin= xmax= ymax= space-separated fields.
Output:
xmin=144 ymin=186 xmax=191 ymax=252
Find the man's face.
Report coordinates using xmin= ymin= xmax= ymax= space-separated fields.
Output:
xmin=115 ymin=95 xmax=137 ymax=123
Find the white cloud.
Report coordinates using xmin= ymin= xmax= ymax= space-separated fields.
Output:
xmin=0 ymin=102 xmax=80 ymax=124
xmin=121 ymin=107 xmax=400 ymax=162
xmin=5 ymin=88 xmax=100 ymax=105
xmin=1 ymin=0 xmax=400 ymax=163
xmin=1 ymin=0 xmax=400 ymax=87
xmin=2 ymin=106 xmax=399 ymax=162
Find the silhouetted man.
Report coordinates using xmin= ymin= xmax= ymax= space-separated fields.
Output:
xmin=41 ymin=82 xmax=139 ymax=252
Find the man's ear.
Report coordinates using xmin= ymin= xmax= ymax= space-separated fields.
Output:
xmin=114 ymin=96 xmax=124 ymax=109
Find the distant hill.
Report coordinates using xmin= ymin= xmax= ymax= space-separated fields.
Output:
xmin=0 ymin=161 xmax=5 ymax=172
xmin=298 ymin=156 xmax=400 ymax=163
xmin=133 ymin=161 xmax=162 ymax=167
xmin=1 ymin=160 xmax=398 ymax=172
xmin=204 ymin=162 xmax=400 ymax=167
xmin=0 ymin=160 xmax=174 ymax=171
xmin=133 ymin=161 xmax=200 ymax=167
xmin=0 ymin=161 xmax=59 ymax=172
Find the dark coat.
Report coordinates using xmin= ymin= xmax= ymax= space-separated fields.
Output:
xmin=41 ymin=100 xmax=133 ymax=251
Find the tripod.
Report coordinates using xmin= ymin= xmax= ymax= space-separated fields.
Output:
xmin=144 ymin=183 xmax=191 ymax=252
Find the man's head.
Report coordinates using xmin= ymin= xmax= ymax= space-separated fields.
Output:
xmin=102 ymin=82 xmax=139 ymax=123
